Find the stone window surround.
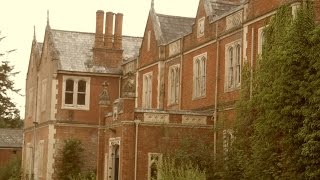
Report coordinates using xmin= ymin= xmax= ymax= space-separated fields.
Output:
xmin=61 ymin=75 xmax=90 ymax=110
xmin=223 ymin=129 xmax=234 ymax=155
xmin=225 ymin=40 xmax=241 ymax=92
xmin=148 ymin=153 xmax=162 ymax=180
xmin=168 ymin=64 xmax=180 ymax=106
xmin=193 ymin=52 xmax=207 ymax=99
xmin=142 ymin=72 xmax=153 ymax=109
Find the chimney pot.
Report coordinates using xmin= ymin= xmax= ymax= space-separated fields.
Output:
xmin=95 ymin=10 xmax=105 ymax=47
xmin=114 ymin=13 xmax=123 ymax=50
xmin=105 ymin=12 xmax=114 ymax=49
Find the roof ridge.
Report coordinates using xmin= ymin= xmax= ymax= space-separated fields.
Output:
xmin=156 ymin=13 xmax=195 ymax=19
xmin=51 ymin=29 xmax=95 ymax=35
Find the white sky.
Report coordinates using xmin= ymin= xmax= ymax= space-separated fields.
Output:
xmin=0 ymin=0 xmax=199 ymax=118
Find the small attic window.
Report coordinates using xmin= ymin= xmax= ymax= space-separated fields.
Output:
xmin=197 ymin=17 xmax=205 ymax=38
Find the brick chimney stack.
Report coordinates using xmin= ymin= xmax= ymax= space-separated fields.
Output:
xmin=114 ymin=13 xmax=123 ymax=50
xmin=95 ymin=10 xmax=104 ymax=47
xmin=105 ymin=12 xmax=114 ymax=49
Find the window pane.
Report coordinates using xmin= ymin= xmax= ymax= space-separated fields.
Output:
xmin=66 ymin=79 xmax=74 ymax=92
xmin=78 ymin=80 xmax=86 ymax=92
xmin=65 ymin=92 xmax=73 ymax=104
xmin=77 ymin=93 xmax=85 ymax=105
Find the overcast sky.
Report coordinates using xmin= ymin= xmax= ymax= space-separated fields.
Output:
xmin=0 ymin=0 xmax=199 ymax=118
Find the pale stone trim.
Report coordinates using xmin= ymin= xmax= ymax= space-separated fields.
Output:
xmin=144 ymin=113 xmax=169 ymax=124
xmin=46 ymin=124 xmax=56 ymax=180
xmin=50 ymin=79 xmax=58 ymax=121
xmin=197 ymin=17 xmax=205 ymax=38
xmin=182 ymin=115 xmax=207 ymax=125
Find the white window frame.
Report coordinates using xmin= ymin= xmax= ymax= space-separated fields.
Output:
xmin=225 ymin=40 xmax=241 ymax=91
xmin=197 ymin=17 xmax=205 ymax=38
xmin=41 ymin=79 xmax=47 ymax=112
xmin=142 ymin=72 xmax=153 ymax=108
xmin=168 ymin=64 xmax=180 ymax=105
xmin=193 ymin=52 xmax=207 ymax=99
xmin=148 ymin=153 xmax=162 ymax=180
xmin=62 ymin=76 xmax=90 ymax=110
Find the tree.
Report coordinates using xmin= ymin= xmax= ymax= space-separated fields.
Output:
xmin=56 ymin=138 xmax=95 ymax=180
xmin=0 ymin=32 xmax=22 ymax=128
xmin=225 ymin=2 xmax=320 ymax=179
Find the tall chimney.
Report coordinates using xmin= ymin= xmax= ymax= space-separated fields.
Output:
xmin=95 ymin=10 xmax=104 ymax=47
xmin=114 ymin=13 xmax=123 ymax=50
xmin=105 ymin=12 xmax=114 ymax=49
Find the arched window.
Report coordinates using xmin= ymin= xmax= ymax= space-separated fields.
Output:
xmin=193 ymin=53 xmax=207 ymax=98
xmin=143 ymin=73 xmax=153 ymax=108
xmin=225 ymin=42 xmax=241 ymax=91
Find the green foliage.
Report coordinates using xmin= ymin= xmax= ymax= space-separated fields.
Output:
xmin=0 ymin=157 xmax=22 ymax=180
xmin=0 ymin=32 xmax=22 ymax=128
xmin=56 ymin=138 xmax=96 ymax=180
xmin=167 ymin=135 xmax=220 ymax=179
xmin=225 ymin=1 xmax=320 ymax=179
xmin=158 ymin=157 xmax=206 ymax=180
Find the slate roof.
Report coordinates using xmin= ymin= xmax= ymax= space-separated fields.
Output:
xmin=0 ymin=129 xmax=23 ymax=148
xmin=157 ymin=14 xmax=195 ymax=44
xmin=204 ymin=0 xmax=242 ymax=18
xmin=50 ymin=29 xmax=142 ymax=73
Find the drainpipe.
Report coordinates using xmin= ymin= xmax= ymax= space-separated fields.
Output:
xmin=134 ymin=120 xmax=141 ymax=180
xmin=213 ymin=22 xmax=219 ymax=159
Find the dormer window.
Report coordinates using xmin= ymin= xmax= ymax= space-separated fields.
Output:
xmin=197 ymin=17 xmax=205 ymax=38
xmin=62 ymin=76 xmax=90 ymax=110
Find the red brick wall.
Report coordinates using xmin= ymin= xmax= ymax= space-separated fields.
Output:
xmin=53 ymin=126 xmax=98 ymax=176
xmin=139 ymin=14 xmax=159 ymax=68
xmin=181 ymin=44 xmax=216 ymax=110
xmin=55 ymin=74 xmax=120 ymax=124
xmin=137 ymin=65 xmax=159 ymax=109
xmin=0 ymin=148 xmax=21 ymax=168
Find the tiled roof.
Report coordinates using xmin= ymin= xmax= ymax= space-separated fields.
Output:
xmin=157 ymin=14 xmax=194 ymax=44
xmin=50 ymin=29 xmax=142 ymax=73
xmin=204 ymin=0 xmax=241 ymax=18
xmin=0 ymin=129 xmax=23 ymax=148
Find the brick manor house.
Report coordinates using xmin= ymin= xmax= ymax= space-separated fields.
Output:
xmin=22 ymin=0 xmax=320 ymax=179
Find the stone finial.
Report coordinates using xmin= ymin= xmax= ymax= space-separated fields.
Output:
xmin=33 ymin=25 xmax=36 ymax=42
xmin=47 ymin=10 xmax=50 ymax=26
xmin=99 ymin=81 xmax=111 ymax=105
xmin=151 ymin=0 xmax=154 ymax=10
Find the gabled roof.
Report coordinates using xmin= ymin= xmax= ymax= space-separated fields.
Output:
xmin=204 ymin=0 xmax=242 ymax=19
xmin=0 ymin=129 xmax=23 ymax=148
xmin=49 ymin=29 xmax=142 ymax=73
xmin=150 ymin=8 xmax=194 ymax=45
xmin=157 ymin=14 xmax=194 ymax=44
